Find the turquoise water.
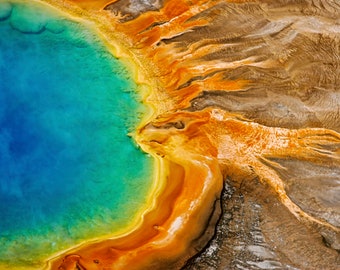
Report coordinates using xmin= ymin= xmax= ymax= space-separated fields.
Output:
xmin=0 ymin=1 xmax=152 ymax=267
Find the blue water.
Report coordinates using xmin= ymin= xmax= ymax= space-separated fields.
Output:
xmin=0 ymin=1 xmax=152 ymax=266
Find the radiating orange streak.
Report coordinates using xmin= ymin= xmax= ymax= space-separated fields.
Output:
xmin=172 ymin=84 xmax=202 ymax=109
xmin=163 ymin=77 xmax=249 ymax=109
xmin=203 ymin=76 xmax=249 ymax=91
xmin=67 ymin=0 xmax=118 ymax=10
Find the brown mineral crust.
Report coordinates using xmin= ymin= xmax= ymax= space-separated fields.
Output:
xmin=184 ymin=177 xmax=340 ymax=270
xmin=104 ymin=0 xmax=165 ymax=22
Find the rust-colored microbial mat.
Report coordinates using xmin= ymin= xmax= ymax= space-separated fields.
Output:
xmin=26 ymin=0 xmax=340 ymax=269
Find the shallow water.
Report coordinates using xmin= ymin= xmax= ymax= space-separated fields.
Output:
xmin=0 ymin=1 xmax=152 ymax=267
